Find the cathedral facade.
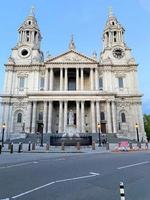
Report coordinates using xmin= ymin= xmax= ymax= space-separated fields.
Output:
xmin=1 ymin=9 xmax=146 ymax=141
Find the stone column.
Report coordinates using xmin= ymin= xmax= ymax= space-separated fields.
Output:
xmin=45 ymin=69 xmax=49 ymax=90
xmin=25 ymin=102 xmax=32 ymax=133
xmin=43 ymin=101 xmax=47 ymax=134
xmin=60 ymin=68 xmax=63 ymax=90
xmin=90 ymin=68 xmax=94 ymax=90
xmin=64 ymin=101 xmax=68 ymax=132
xmin=65 ymin=68 xmax=68 ymax=90
xmin=111 ymin=101 xmax=117 ymax=133
xmin=95 ymin=68 xmax=99 ymax=90
xmin=81 ymin=68 xmax=84 ymax=90
xmin=91 ymin=101 xmax=96 ymax=133
xmin=96 ymin=101 xmax=101 ymax=131
xmin=76 ymin=101 xmax=80 ymax=133
xmin=48 ymin=101 xmax=52 ymax=133
xmin=31 ymin=101 xmax=37 ymax=133
xmin=76 ymin=68 xmax=79 ymax=90
xmin=58 ymin=101 xmax=63 ymax=133
xmin=106 ymin=101 xmax=112 ymax=133
xmin=10 ymin=104 xmax=14 ymax=133
xmin=81 ymin=101 xmax=85 ymax=133
xmin=49 ymin=68 xmax=53 ymax=90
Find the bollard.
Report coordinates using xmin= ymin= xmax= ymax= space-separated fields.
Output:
xmin=18 ymin=142 xmax=22 ymax=153
xmin=137 ymin=142 xmax=141 ymax=149
xmin=120 ymin=182 xmax=125 ymax=200
xmin=92 ymin=141 xmax=95 ymax=150
xmin=106 ymin=142 xmax=109 ymax=150
xmin=32 ymin=143 xmax=35 ymax=150
xmin=0 ymin=144 xmax=2 ymax=154
xmin=61 ymin=142 xmax=65 ymax=150
xmin=145 ymin=142 xmax=148 ymax=149
xmin=129 ymin=142 xmax=132 ymax=150
xmin=8 ymin=143 xmax=11 ymax=150
xmin=28 ymin=141 xmax=31 ymax=151
xmin=10 ymin=143 xmax=13 ymax=154
xmin=46 ymin=143 xmax=50 ymax=151
xmin=77 ymin=142 xmax=80 ymax=150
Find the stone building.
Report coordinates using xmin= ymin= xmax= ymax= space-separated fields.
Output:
xmin=0 ymin=8 xmax=146 ymax=140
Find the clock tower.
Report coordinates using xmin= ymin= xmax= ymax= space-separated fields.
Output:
xmin=100 ymin=8 xmax=135 ymax=65
xmin=9 ymin=7 xmax=43 ymax=65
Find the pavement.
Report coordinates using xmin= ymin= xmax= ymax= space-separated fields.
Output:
xmin=0 ymin=143 xmax=109 ymax=154
xmin=0 ymin=142 xmax=149 ymax=154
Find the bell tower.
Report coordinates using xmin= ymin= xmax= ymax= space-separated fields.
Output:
xmin=18 ymin=7 xmax=41 ymax=49
xmin=100 ymin=8 xmax=135 ymax=65
xmin=103 ymin=7 xmax=125 ymax=50
xmin=9 ymin=7 xmax=43 ymax=65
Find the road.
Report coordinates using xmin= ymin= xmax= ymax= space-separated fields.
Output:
xmin=0 ymin=151 xmax=150 ymax=200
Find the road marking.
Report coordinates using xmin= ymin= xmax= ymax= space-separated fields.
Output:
xmin=117 ymin=161 xmax=150 ymax=170
xmin=0 ymin=161 xmax=38 ymax=169
xmin=11 ymin=172 xmax=100 ymax=199
xmin=11 ymin=182 xmax=55 ymax=199
xmin=89 ymin=172 xmax=100 ymax=176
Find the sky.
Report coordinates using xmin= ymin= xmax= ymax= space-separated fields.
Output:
xmin=0 ymin=0 xmax=150 ymax=114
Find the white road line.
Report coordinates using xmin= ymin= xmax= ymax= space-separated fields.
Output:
xmin=11 ymin=172 xmax=100 ymax=199
xmin=89 ymin=172 xmax=100 ymax=176
xmin=55 ymin=174 xmax=98 ymax=183
xmin=0 ymin=161 xmax=38 ymax=169
xmin=11 ymin=182 xmax=55 ymax=199
xmin=117 ymin=161 xmax=150 ymax=170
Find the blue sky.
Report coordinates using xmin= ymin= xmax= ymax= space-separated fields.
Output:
xmin=0 ymin=0 xmax=150 ymax=114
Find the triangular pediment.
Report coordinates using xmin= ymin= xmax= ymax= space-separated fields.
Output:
xmin=45 ymin=50 xmax=98 ymax=64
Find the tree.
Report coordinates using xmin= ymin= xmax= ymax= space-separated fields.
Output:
xmin=144 ymin=114 xmax=150 ymax=140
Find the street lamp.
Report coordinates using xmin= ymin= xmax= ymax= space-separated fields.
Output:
xmin=135 ymin=123 xmax=139 ymax=142
xmin=97 ymin=123 xmax=102 ymax=147
xmin=40 ymin=123 xmax=44 ymax=147
xmin=1 ymin=123 xmax=6 ymax=147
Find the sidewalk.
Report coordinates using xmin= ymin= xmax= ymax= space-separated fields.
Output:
xmin=1 ymin=142 xmax=149 ymax=154
xmin=0 ymin=143 xmax=110 ymax=154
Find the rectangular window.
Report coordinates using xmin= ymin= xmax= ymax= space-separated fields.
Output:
xmin=19 ymin=77 xmax=25 ymax=91
xmin=40 ymin=77 xmax=45 ymax=90
xmin=118 ymin=77 xmax=124 ymax=88
xmin=99 ymin=77 xmax=103 ymax=90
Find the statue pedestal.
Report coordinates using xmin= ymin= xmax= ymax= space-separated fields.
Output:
xmin=63 ymin=125 xmax=79 ymax=137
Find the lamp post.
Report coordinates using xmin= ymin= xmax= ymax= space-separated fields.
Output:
xmin=1 ymin=123 xmax=6 ymax=147
xmin=135 ymin=123 xmax=139 ymax=142
xmin=40 ymin=123 xmax=44 ymax=147
xmin=97 ymin=123 xmax=102 ymax=147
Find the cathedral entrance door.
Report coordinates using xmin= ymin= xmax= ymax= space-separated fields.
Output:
xmin=37 ymin=123 xmax=43 ymax=133
xmin=101 ymin=123 xmax=106 ymax=133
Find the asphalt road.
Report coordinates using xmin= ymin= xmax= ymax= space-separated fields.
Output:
xmin=0 ymin=151 xmax=150 ymax=200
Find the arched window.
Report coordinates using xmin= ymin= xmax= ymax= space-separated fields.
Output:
xmin=17 ymin=113 xmax=22 ymax=123
xmin=100 ymin=112 xmax=105 ymax=120
xmin=121 ymin=113 xmax=126 ymax=123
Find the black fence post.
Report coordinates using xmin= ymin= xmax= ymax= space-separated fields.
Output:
xmin=10 ymin=143 xmax=13 ymax=154
xmin=28 ymin=141 xmax=31 ymax=151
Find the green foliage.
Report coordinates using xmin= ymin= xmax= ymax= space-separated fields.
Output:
xmin=144 ymin=114 xmax=150 ymax=139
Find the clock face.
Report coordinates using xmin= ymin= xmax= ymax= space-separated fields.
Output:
xmin=18 ymin=47 xmax=31 ymax=58
xmin=113 ymin=48 xmax=124 ymax=59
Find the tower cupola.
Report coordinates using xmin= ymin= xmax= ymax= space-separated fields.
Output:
xmin=103 ymin=7 xmax=125 ymax=49
xmin=18 ymin=6 xmax=42 ymax=49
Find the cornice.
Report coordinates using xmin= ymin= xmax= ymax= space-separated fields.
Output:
xmin=98 ymin=64 xmax=138 ymax=67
